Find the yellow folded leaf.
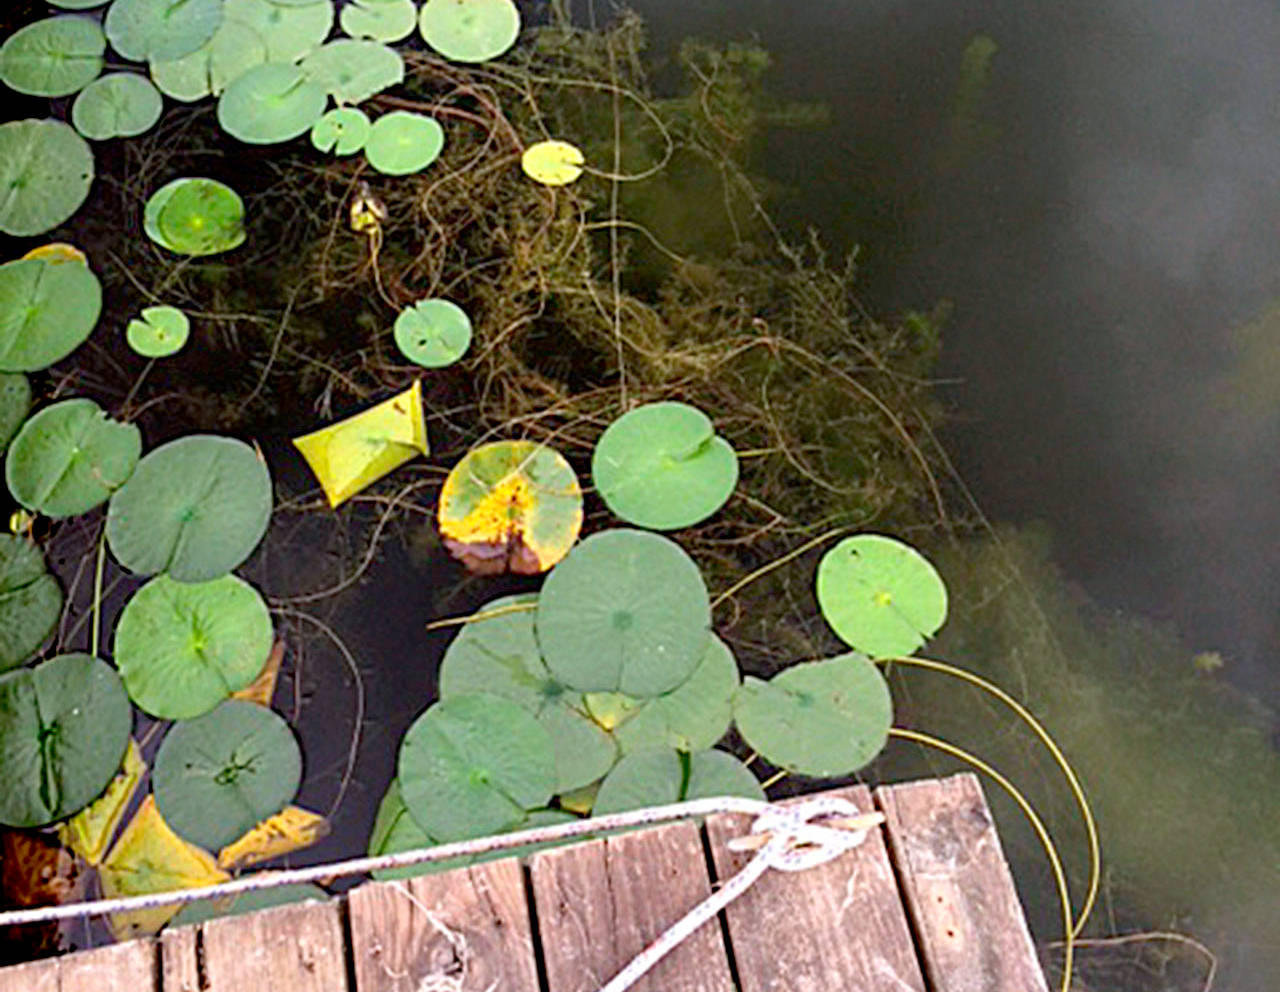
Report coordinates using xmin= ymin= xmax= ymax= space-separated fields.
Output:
xmin=57 ymin=739 xmax=145 ymax=867
xmin=231 ymin=639 xmax=285 ymax=706
xmin=217 ymin=806 xmax=330 ymax=871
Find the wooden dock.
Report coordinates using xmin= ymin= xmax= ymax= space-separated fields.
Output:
xmin=0 ymin=773 xmax=1050 ymax=992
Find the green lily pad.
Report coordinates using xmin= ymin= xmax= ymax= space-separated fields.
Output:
xmin=0 ymin=16 xmax=104 ymax=98
xmin=114 ymin=573 xmax=273 ymax=720
xmin=398 ymin=693 xmax=556 ymax=842
xmin=0 ymin=120 xmax=94 ymax=238
xmin=105 ymin=0 xmax=224 ymax=62
xmin=536 ymin=529 xmax=711 ymax=697
xmin=149 ymin=18 xmax=268 ymax=102
xmin=153 ymin=699 xmax=302 ymax=851
xmin=224 ymin=0 xmax=333 ymax=62
xmin=0 ymin=535 xmax=62 ymax=673
xmin=592 ymin=402 xmax=739 ymax=531
xmin=71 ymin=73 xmax=164 ymax=141
xmin=393 ymin=297 xmax=470 ymax=367
xmin=217 ymin=62 xmax=328 ymax=145
xmin=592 ymin=748 xmax=762 ymax=816
xmin=733 ymin=652 xmax=892 ymax=777
xmin=0 ymin=256 xmax=102 ymax=373
xmin=171 ymin=883 xmax=327 ymax=927
xmin=300 ymin=40 xmax=404 ymax=105
xmin=106 ymin=434 xmax=273 ymax=583
xmin=0 ymin=374 xmax=31 ymax=455
xmin=816 ymin=534 xmax=948 ymax=658
xmin=365 ymin=111 xmax=445 ymax=175
xmin=49 ymin=1 xmax=112 ymax=8
xmin=126 ymin=305 xmax=190 ymax=358
xmin=5 ymin=398 xmax=141 ymax=518
xmin=342 ymin=0 xmax=418 ymax=43
xmin=418 ymin=0 xmax=520 ymax=63
xmin=0 ymin=654 xmax=131 ymax=828
xmin=368 ymin=779 xmax=440 ymax=880
xmin=310 ymin=107 xmax=371 ymax=155
xmin=143 ymin=177 xmax=247 ymax=257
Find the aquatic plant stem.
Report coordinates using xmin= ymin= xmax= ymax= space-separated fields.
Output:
xmin=710 ymin=525 xmax=848 ymax=610
xmin=607 ymin=32 xmax=627 ymax=410
xmin=90 ymin=522 xmax=107 ymax=659
xmin=425 ymin=599 xmax=536 ymax=631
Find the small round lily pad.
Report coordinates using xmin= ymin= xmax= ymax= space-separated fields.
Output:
xmin=733 ymin=652 xmax=893 ymax=777
xmin=418 ymin=0 xmax=520 ymax=63
xmin=535 ymin=529 xmax=711 ymax=697
xmin=71 ymin=73 xmax=164 ymax=141
xmin=394 ymin=297 xmax=471 ymax=367
xmin=0 ymin=119 xmax=94 ymax=239
xmin=105 ymin=0 xmax=225 ymax=62
xmin=310 ymin=107 xmax=371 ymax=155
xmin=341 ymin=0 xmax=418 ymax=42
xmin=592 ymin=402 xmax=739 ymax=531
xmin=143 ymin=177 xmax=247 ymax=257
xmin=365 ymin=111 xmax=445 ymax=175
xmin=0 ymin=653 xmax=131 ymax=828
xmin=0 ymin=16 xmax=106 ymax=97
xmin=592 ymin=748 xmax=762 ymax=816
xmin=114 ymin=573 xmax=273 ymax=719
xmin=0 ymin=374 xmax=31 ymax=455
xmin=0 ymin=255 xmax=102 ymax=373
xmin=300 ymin=39 xmax=404 ymax=105
xmin=126 ymin=305 xmax=190 ymax=357
xmin=0 ymin=535 xmax=62 ymax=673
xmin=217 ymin=62 xmax=328 ymax=145
xmin=5 ymin=398 xmax=141 ymax=518
xmin=153 ymin=699 xmax=301 ymax=851
xmin=816 ymin=534 xmax=948 ymax=658
xmin=522 ymin=139 xmax=585 ymax=186
xmin=106 ymin=434 xmax=273 ymax=583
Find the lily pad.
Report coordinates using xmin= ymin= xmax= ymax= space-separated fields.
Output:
xmin=49 ymin=1 xmax=112 ymax=8
xmin=5 ymin=398 xmax=142 ymax=518
xmin=0 ymin=16 xmax=105 ymax=97
xmin=521 ymin=139 xmax=585 ymax=186
xmin=0 ymin=653 xmax=132 ymax=828
xmin=437 ymin=440 xmax=582 ymax=574
xmin=217 ymin=62 xmax=328 ymax=145
xmin=368 ymin=779 xmax=439 ymax=880
xmin=310 ymin=107 xmax=371 ymax=155
xmin=592 ymin=402 xmax=739 ymax=531
xmin=365 ymin=111 xmax=445 ymax=175
xmin=224 ymin=0 xmax=333 ymax=62
xmin=106 ymin=434 xmax=273 ymax=583
xmin=149 ymin=18 xmax=269 ymax=102
xmin=143 ymin=177 xmax=246 ymax=257
xmin=0 ymin=535 xmax=62 ymax=673
xmin=393 ymin=297 xmax=470 ymax=367
xmin=105 ymin=0 xmax=225 ymax=62
xmin=216 ymin=804 xmax=328 ymax=870
xmin=535 ymin=529 xmax=711 ymax=697
xmin=418 ymin=0 xmax=520 ymax=63
xmin=815 ymin=534 xmax=948 ymax=658
xmin=113 ymin=573 xmax=273 ymax=719
xmin=171 ymin=883 xmax=327 ymax=927
xmin=733 ymin=652 xmax=893 ymax=777
xmin=127 ymin=305 xmax=190 ymax=358
xmin=0 ymin=374 xmax=31 ymax=455
xmin=153 ymin=699 xmax=302 ymax=851
xmin=301 ymin=39 xmax=404 ymax=105
xmin=71 ymin=73 xmax=164 ymax=141
xmin=20 ymin=243 xmax=87 ymax=266
xmin=0 ymin=120 xmax=95 ymax=238
xmin=341 ymin=0 xmax=418 ymax=42
xmin=398 ymin=693 xmax=556 ymax=842
xmin=592 ymin=748 xmax=763 ymax=816
xmin=57 ymin=739 xmax=144 ymax=867
xmin=0 ymin=256 xmax=101 ymax=373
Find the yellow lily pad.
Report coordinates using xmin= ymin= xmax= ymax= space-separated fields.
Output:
xmin=217 ymin=805 xmax=330 ymax=871
xmin=57 ymin=739 xmax=145 ymax=867
xmin=293 ymin=380 xmax=428 ymax=508
xmin=230 ymin=638 xmax=284 ymax=706
xmin=521 ymin=139 xmax=585 ymax=186
xmin=20 ymin=242 xmax=88 ymax=266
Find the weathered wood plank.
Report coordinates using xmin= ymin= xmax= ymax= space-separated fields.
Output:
xmin=706 ymin=784 xmax=928 ymax=992
xmin=348 ymin=858 xmax=540 ymax=992
xmin=60 ymin=939 xmax=157 ymax=992
xmin=0 ymin=956 xmax=59 ymax=992
xmin=159 ymin=925 xmax=199 ymax=992
xmin=529 ymin=820 xmax=734 ymax=992
xmin=200 ymin=900 xmax=348 ymax=992
xmin=875 ymin=772 xmax=1050 ymax=992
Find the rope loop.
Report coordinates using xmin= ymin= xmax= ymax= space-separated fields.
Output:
xmin=753 ymin=796 xmax=872 ymax=872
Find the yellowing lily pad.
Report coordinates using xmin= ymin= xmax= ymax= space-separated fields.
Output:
xmin=20 ymin=243 xmax=87 ymax=266
xmin=217 ymin=804 xmax=329 ymax=870
xmin=57 ymin=739 xmax=145 ymax=867
xmin=437 ymin=440 xmax=582 ymax=575
xmin=521 ymin=139 xmax=585 ymax=186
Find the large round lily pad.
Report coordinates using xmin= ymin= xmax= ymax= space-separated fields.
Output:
xmin=71 ymin=73 xmax=164 ymax=141
xmin=0 ymin=256 xmax=102 ymax=373
xmin=592 ymin=748 xmax=763 ymax=816
xmin=106 ymin=435 xmax=273 ymax=583
xmin=217 ymin=62 xmax=328 ymax=145
xmin=5 ymin=398 xmax=141 ymax=518
xmin=0 ymin=16 xmax=105 ymax=97
xmin=224 ymin=0 xmax=334 ymax=62
xmin=310 ymin=107 xmax=371 ymax=155
xmin=733 ymin=652 xmax=892 ymax=777
xmin=143 ymin=177 xmax=246 ymax=257
xmin=105 ymin=0 xmax=224 ymax=62
xmin=592 ymin=402 xmax=739 ymax=531
xmin=368 ymin=779 xmax=438 ymax=880
xmin=536 ymin=529 xmax=711 ymax=697
xmin=0 ymin=120 xmax=95 ymax=238
xmin=153 ymin=699 xmax=302 ymax=851
xmin=398 ymin=693 xmax=556 ymax=842
xmin=418 ymin=0 xmax=520 ymax=63
xmin=0 ymin=654 xmax=131 ymax=828
xmin=0 ymin=374 xmax=31 ymax=455
xmin=393 ymin=297 xmax=470 ymax=367
xmin=437 ymin=440 xmax=582 ymax=575
xmin=365 ymin=111 xmax=445 ymax=175
xmin=341 ymin=0 xmax=418 ymax=42
xmin=0 ymin=535 xmax=62 ymax=673
xmin=816 ymin=534 xmax=948 ymax=658
xmin=300 ymin=40 xmax=404 ymax=105
xmin=113 ymin=573 xmax=273 ymax=719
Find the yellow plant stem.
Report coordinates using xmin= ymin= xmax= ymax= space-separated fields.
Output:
xmin=425 ymin=599 xmax=537 ymax=631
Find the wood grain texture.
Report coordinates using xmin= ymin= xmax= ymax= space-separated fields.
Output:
xmin=528 ymin=820 xmax=734 ymax=992
xmin=706 ymin=784 xmax=927 ymax=992
xmin=875 ymin=773 xmax=1050 ymax=992
xmin=159 ymin=925 xmax=199 ymax=992
xmin=200 ymin=901 xmax=348 ymax=992
xmin=347 ymin=858 xmax=540 ymax=992
xmin=60 ymin=939 xmax=157 ymax=992
xmin=0 ymin=956 xmax=60 ymax=992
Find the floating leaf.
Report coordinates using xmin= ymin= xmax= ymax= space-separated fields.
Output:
xmin=113 ymin=574 xmax=273 ymax=719
xmin=437 ymin=440 xmax=582 ymax=575
xmin=733 ymin=652 xmax=892 ymax=777
xmin=341 ymin=0 xmax=418 ymax=42
xmin=398 ymin=693 xmax=556 ymax=842
xmin=592 ymin=402 xmax=739 ymax=531
xmin=521 ymin=139 xmax=585 ymax=186
xmin=592 ymin=748 xmax=762 ymax=816
xmin=0 ymin=16 xmax=105 ymax=97
xmin=154 ymin=699 xmax=302 ymax=851
xmin=536 ymin=529 xmax=710 ymax=697
xmin=126 ymin=305 xmax=190 ymax=357
xmin=71 ymin=73 xmax=163 ymax=140
xmin=149 ymin=18 xmax=269 ymax=102
xmin=171 ymin=883 xmax=327 ymax=927
xmin=106 ymin=434 xmax=273 ymax=582
xmin=231 ymin=637 xmax=284 ymax=706
xmin=815 ymin=534 xmax=948 ymax=658
xmin=293 ymin=379 xmax=427 ymax=508
xmin=57 ymin=739 xmax=145 ymax=867
xmin=393 ymin=297 xmax=471 ymax=368
xmin=365 ymin=111 xmax=445 ymax=175
xmin=217 ymin=62 xmax=328 ymax=145
xmin=0 ymin=653 xmax=131 ymax=828
xmin=368 ymin=779 xmax=439 ymax=880
xmin=0 ymin=256 xmax=101 ymax=373
xmin=0 ymin=535 xmax=62 ymax=673
xmin=310 ymin=107 xmax=371 ymax=155
xmin=0 ymin=374 xmax=30 ymax=455
xmin=0 ymin=120 xmax=94 ymax=238
xmin=143 ymin=177 xmax=247 ymax=257
xmin=49 ymin=1 xmax=112 ymax=8
xmin=21 ymin=243 xmax=87 ymax=266
xmin=105 ymin=0 xmax=224 ymax=62
xmin=217 ymin=804 xmax=328 ymax=870
xmin=224 ymin=0 xmax=333 ymax=62
xmin=5 ymin=398 xmax=141 ymax=518
xmin=301 ymin=39 xmax=404 ymax=105
xmin=418 ymin=0 xmax=520 ymax=63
